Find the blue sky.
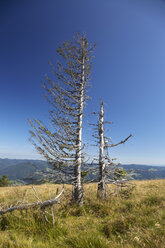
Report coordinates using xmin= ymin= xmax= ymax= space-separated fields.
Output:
xmin=0 ymin=0 xmax=165 ymax=164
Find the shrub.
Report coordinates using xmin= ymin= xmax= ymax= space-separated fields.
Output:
xmin=0 ymin=175 xmax=10 ymax=187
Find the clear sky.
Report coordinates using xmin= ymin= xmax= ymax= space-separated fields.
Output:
xmin=1 ymin=0 xmax=165 ymax=165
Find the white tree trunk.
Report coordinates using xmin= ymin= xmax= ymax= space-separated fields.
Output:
xmin=97 ymin=101 xmax=106 ymax=199
xmin=73 ymin=49 xmax=85 ymax=205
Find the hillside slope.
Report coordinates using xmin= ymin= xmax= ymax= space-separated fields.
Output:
xmin=0 ymin=180 xmax=165 ymax=247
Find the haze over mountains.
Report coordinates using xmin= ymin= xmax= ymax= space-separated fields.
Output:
xmin=0 ymin=158 xmax=165 ymax=184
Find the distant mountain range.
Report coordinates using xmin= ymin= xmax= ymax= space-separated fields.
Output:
xmin=0 ymin=158 xmax=165 ymax=184
xmin=0 ymin=159 xmax=50 ymax=184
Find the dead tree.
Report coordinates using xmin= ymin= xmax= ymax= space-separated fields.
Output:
xmin=91 ymin=101 xmax=132 ymax=199
xmin=28 ymin=34 xmax=95 ymax=206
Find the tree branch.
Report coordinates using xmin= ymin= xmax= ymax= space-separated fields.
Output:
xmin=107 ymin=134 xmax=133 ymax=148
xmin=0 ymin=187 xmax=64 ymax=215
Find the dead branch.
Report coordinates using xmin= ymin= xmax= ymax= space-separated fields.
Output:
xmin=0 ymin=187 xmax=64 ymax=215
xmin=107 ymin=134 xmax=133 ymax=148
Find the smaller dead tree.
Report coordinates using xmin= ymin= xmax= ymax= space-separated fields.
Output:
xmin=97 ymin=101 xmax=106 ymax=199
xmin=91 ymin=101 xmax=132 ymax=199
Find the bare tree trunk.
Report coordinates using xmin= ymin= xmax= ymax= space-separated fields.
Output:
xmin=97 ymin=101 xmax=106 ymax=199
xmin=73 ymin=49 xmax=85 ymax=205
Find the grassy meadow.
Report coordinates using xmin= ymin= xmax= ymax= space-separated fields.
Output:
xmin=0 ymin=180 xmax=165 ymax=248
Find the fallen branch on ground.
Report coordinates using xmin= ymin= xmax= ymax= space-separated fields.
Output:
xmin=0 ymin=186 xmax=64 ymax=215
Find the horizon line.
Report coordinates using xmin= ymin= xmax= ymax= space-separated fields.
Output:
xmin=0 ymin=157 xmax=165 ymax=166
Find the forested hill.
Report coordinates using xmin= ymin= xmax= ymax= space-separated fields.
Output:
xmin=0 ymin=159 xmax=50 ymax=183
xmin=0 ymin=158 xmax=165 ymax=183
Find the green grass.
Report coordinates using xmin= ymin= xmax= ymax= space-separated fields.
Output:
xmin=0 ymin=180 xmax=165 ymax=247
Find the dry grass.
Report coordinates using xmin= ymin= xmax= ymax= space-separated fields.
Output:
xmin=0 ymin=180 xmax=165 ymax=247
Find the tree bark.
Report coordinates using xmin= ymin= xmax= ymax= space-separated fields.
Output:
xmin=97 ymin=101 xmax=106 ymax=199
xmin=73 ymin=46 xmax=85 ymax=205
